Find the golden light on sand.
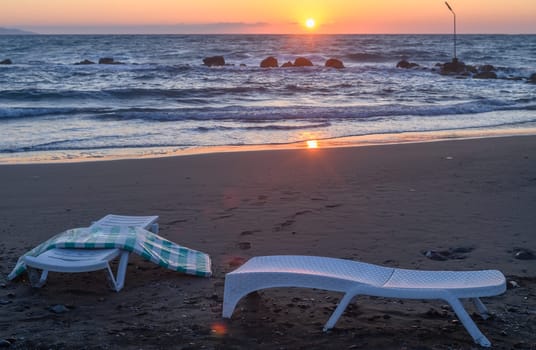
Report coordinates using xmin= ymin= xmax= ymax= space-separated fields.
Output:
xmin=305 ymin=18 xmax=316 ymax=29
xmin=306 ymin=140 xmax=318 ymax=148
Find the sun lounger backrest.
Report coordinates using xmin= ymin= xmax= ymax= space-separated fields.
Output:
xmin=240 ymin=256 xmax=395 ymax=287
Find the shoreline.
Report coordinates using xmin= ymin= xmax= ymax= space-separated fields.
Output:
xmin=2 ymin=126 xmax=536 ymax=166
xmin=1 ymin=135 xmax=535 ymax=349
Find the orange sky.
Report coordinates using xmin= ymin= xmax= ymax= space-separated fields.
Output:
xmin=2 ymin=0 xmax=535 ymax=34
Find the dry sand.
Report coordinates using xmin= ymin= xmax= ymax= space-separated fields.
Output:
xmin=0 ymin=136 xmax=535 ymax=349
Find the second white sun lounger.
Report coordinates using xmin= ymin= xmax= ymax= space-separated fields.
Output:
xmin=23 ymin=214 xmax=158 ymax=292
xmin=222 ymin=255 xmax=506 ymax=347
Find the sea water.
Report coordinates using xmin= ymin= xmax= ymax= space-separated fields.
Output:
xmin=0 ymin=34 xmax=535 ymax=163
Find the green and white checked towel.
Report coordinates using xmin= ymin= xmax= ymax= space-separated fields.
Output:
xmin=8 ymin=226 xmax=212 ymax=280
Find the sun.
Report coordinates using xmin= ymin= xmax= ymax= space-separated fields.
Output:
xmin=305 ymin=18 xmax=316 ymax=29
xmin=306 ymin=140 xmax=318 ymax=148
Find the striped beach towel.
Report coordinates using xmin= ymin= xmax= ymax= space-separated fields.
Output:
xmin=8 ymin=226 xmax=212 ymax=280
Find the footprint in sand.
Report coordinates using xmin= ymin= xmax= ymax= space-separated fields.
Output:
xmin=273 ymin=219 xmax=295 ymax=232
xmin=237 ymin=242 xmax=251 ymax=250
xmin=240 ymin=229 xmax=261 ymax=236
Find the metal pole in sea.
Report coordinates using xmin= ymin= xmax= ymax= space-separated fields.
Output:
xmin=445 ymin=1 xmax=457 ymax=62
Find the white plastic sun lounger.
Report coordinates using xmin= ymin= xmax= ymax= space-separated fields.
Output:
xmin=222 ymin=255 xmax=506 ymax=347
xmin=23 ymin=214 xmax=159 ymax=292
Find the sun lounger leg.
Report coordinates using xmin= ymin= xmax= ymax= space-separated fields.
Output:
xmin=105 ymin=251 xmax=129 ymax=292
xmin=323 ymin=292 xmax=358 ymax=331
xmin=472 ymin=298 xmax=490 ymax=319
xmin=445 ymin=296 xmax=491 ymax=347
xmin=115 ymin=251 xmax=129 ymax=291
xmin=222 ymin=296 xmax=238 ymax=318
xmin=27 ymin=267 xmax=48 ymax=288
xmin=222 ymin=279 xmax=246 ymax=318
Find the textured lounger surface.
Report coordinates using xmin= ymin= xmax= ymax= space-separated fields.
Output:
xmin=223 ymin=255 xmax=506 ymax=347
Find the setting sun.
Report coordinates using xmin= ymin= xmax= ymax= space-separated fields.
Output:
xmin=305 ymin=18 xmax=316 ymax=29
xmin=306 ymin=140 xmax=318 ymax=148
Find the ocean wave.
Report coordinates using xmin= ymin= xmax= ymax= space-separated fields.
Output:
xmin=0 ymin=107 xmax=102 ymax=119
xmin=0 ymin=85 xmax=271 ymax=103
xmin=194 ymin=122 xmax=331 ymax=132
xmin=93 ymin=100 xmax=533 ymax=122
xmin=345 ymin=53 xmax=389 ymax=62
xmin=2 ymin=97 xmax=533 ymax=122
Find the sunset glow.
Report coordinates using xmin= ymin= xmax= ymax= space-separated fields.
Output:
xmin=1 ymin=0 xmax=535 ymax=34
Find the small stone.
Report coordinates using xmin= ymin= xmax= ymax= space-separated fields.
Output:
xmin=507 ymin=280 xmax=520 ymax=289
xmin=450 ymin=246 xmax=474 ymax=254
xmin=183 ymin=297 xmax=200 ymax=305
xmin=6 ymin=293 xmax=15 ymax=299
xmin=0 ymin=300 xmax=12 ymax=305
xmin=423 ymin=250 xmax=449 ymax=261
xmin=49 ymin=304 xmax=69 ymax=314
xmin=0 ymin=339 xmax=11 ymax=348
xmin=514 ymin=249 xmax=535 ymax=260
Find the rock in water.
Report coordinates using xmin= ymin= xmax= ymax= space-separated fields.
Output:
xmin=474 ymin=71 xmax=497 ymax=79
xmin=260 ymin=56 xmax=278 ymax=68
xmin=98 ymin=57 xmax=124 ymax=64
xmin=439 ymin=58 xmax=467 ymax=75
xmin=99 ymin=57 xmax=115 ymax=64
xmin=281 ymin=61 xmax=294 ymax=68
xmin=0 ymin=59 xmax=12 ymax=65
xmin=75 ymin=59 xmax=95 ymax=65
xmin=325 ymin=58 xmax=345 ymax=69
xmin=396 ymin=60 xmax=419 ymax=69
xmin=203 ymin=56 xmax=225 ymax=67
xmin=293 ymin=57 xmax=313 ymax=67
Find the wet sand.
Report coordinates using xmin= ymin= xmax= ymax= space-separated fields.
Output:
xmin=1 ymin=136 xmax=535 ymax=349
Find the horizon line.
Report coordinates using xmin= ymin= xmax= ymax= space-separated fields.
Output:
xmin=3 ymin=31 xmax=535 ymax=36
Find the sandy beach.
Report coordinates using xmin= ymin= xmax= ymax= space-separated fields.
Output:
xmin=1 ymin=136 xmax=535 ymax=349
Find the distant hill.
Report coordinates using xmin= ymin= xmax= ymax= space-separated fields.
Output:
xmin=0 ymin=27 xmax=35 ymax=35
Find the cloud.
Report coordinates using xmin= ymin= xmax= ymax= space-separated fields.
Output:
xmin=21 ymin=22 xmax=271 ymax=35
